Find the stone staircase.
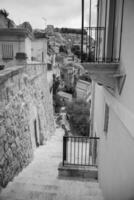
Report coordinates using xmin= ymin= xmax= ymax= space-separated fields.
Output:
xmin=0 ymin=128 xmax=104 ymax=200
xmin=0 ymin=180 xmax=104 ymax=200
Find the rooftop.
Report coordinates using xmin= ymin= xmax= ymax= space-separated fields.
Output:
xmin=0 ymin=28 xmax=32 ymax=39
xmin=57 ymin=91 xmax=72 ymax=101
xmin=33 ymin=31 xmax=48 ymax=39
xmin=76 ymin=79 xmax=91 ymax=91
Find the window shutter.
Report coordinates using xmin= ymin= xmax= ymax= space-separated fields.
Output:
xmin=2 ymin=44 xmax=13 ymax=59
xmin=104 ymin=103 xmax=109 ymax=134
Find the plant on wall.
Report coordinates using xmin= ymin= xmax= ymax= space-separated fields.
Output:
xmin=15 ymin=53 xmax=27 ymax=60
xmin=0 ymin=9 xmax=9 ymax=18
xmin=66 ymin=99 xmax=90 ymax=136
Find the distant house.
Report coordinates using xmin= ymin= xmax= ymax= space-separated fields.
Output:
xmin=53 ymin=63 xmax=60 ymax=78
xmin=47 ymin=45 xmax=55 ymax=70
xmin=64 ymin=55 xmax=74 ymax=63
xmin=32 ymin=31 xmax=48 ymax=63
xmin=45 ymin=25 xmax=54 ymax=36
xmin=47 ymin=71 xmax=53 ymax=94
xmin=57 ymin=91 xmax=72 ymax=103
xmin=0 ymin=13 xmax=33 ymax=68
xmin=61 ymin=67 xmax=74 ymax=90
xmin=55 ymin=54 xmax=64 ymax=64
xmin=0 ymin=12 xmax=16 ymax=29
xmin=76 ymin=79 xmax=91 ymax=102
xmin=0 ymin=28 xmax=32 ymax=68
xmin=81 ymin=1 xmax=134 ymax=200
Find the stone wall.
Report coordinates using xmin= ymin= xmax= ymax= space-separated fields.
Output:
xmin=0 ymin=63 xmax=55 ymax=188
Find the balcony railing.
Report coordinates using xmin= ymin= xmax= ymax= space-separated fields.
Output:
xmin=80 ymin=27 xmax=126 ymax=94
xmin=82 ymin=27 xmax=119 ymax=63
xmin=63 ymin=136 xmax=100 ymax=167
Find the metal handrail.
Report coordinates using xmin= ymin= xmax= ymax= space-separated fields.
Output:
xmin=81 ymin=26 xmax=120 ymax=63
xmin=63 ymin=135 xmax=99 ymax=167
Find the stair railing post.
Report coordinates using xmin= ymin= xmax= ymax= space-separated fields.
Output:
xmin=63 ymin=136 xmax=67 ymax=166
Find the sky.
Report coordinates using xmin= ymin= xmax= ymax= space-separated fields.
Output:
xmin=0 ymin=0 xmax=97 ymax=29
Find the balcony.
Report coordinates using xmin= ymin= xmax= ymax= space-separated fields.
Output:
xmin=58 ymin=135 xmax=99 ymax=179
xmin=81 ymin=27 xmax=126 ymax=94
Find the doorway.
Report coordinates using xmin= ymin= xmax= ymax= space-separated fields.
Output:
xmin=34 ymin=119 xmax=39 ymax=147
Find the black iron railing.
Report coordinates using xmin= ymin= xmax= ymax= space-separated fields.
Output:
xmin=63 ymin=136 xmax=99 ymax=167
xmin=84 ymin=27 xmax=105 ymax=62
xmin=81 ymin=27 xmax=120 ymax=63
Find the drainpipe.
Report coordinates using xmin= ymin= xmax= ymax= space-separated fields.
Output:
xmin=90 ymin=80 xmax=95 ymax=137
xmin=81 ymin=0 xmax=84 ymax=62
xmin=88 ymin=0 xmax=92 ymax=59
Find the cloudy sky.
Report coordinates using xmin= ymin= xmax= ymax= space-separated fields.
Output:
xmin=0 ymin=0 xmax=97 ymax=29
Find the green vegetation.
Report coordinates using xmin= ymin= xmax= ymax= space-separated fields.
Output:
xmin=0 ymin=9 xmax=9 ymax=18
xmin=15 ymin=52 xmax=27 ymax=60
xmin=55 ymin=27 xmax=87 ymax=35
xmin=59 ymin=45 xmax=68 ymax=54
xmin=66 ymin=99 xmax=90 ymax=136
xmin=71 ymin=45 xmax=81 ymax=58
xmin=53 ymin=75 xmax=63 ymax=113
xmin=53 ymin=95 xmax=63 ymax=113
xmin=21 ymin=21 xmax=32 ymax=32
xmin=53 ymin=75 xmax=60 ymax=95
xmin=79 ymin=74 xmax=92 ymax=82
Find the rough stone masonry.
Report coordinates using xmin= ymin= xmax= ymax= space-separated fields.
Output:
xmin=0 ymin=63 xmax=55 ymax=188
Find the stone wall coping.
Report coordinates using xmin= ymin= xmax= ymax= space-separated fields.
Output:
xmin=27 ymin=61 xmax=45 ymax=65
xmin=0 ymin=66 xmax=24 ymax=84
xmin=0 ymin=63 xmax=46 ymax=84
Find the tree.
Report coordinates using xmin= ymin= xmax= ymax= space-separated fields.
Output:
xmin=0 ymin=9 xmax=9 ymax=18
xmin=71 ymin=45 xmax=81 ymax=58
xmin=59 ymin=45 xmax=68 ymax=54
xmin=66 ymin=99 xmax=90 ymax=136
xmin=79 ymin=74 xmax=92 ymax=83
xmin=53 ymin=75 xmax=60 ymax=95
xmin=21 ymin=21 xmax=32 ymax=32
xmin=53 ymin=94 xmax=64 ymax=113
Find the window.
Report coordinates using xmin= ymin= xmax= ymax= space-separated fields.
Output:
xmin=104 ymin=103 xmax=109 ymax=134
xmin=113 ymin=0 xmax=124 ymax=61
xmin=2 ymin=43 xmax=13 ymax=59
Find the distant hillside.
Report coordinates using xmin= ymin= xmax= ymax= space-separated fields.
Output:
xmin=54 ymin=27 xmax=86 ymax=35
xmin=45 ymin=25 xmax=91 ymax=54
xmin=54 ymin=27 xmax=87 ymax=47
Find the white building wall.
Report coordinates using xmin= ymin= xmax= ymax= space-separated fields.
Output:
xmin=93 ymin=85 xmax=105 ymax=137
xmin=24 ymin=37 xmax=32 ymax=61
xmin=0 ymin=14 xmax=8 ymax=28
xmin=97 ymin=87 xmax=134 ymax=200
xmin=0 ymin=36 xmax=25 ymax=67
xmin=118 ymin=0 xmax=134 ymax=113
xmin=94 ymin=1 xmax=134 ymax=200
xmin=32 ymin=39 xmax=47 ymax=63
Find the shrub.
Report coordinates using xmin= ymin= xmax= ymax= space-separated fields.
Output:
xmin=66 ymin=99 xmax=90 ymax=136
xmin=15 ymin=52 xmax=27 ymax=60
xmin=59 ymin=45 xmax=68 ymax=54
xmin=0 ymin=9 xmax=9 ymax=18
xmin=53 ymin=95 xmax=63 ymax=113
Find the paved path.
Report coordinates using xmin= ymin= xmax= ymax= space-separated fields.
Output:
xmin=0 ymin=128 xmax=104 ymax=200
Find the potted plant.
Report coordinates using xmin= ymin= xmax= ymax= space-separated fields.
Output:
xmin=15 ymin=52 xmax=27 ymax=60
xmin=0 ymin=65 xmax=5 ymax=70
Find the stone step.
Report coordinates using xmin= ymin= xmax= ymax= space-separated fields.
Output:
xmin=1 ymin=182 xmax=59 ymax=194
xmin=1 ymin=186 xmax=103 ymax=200
xmin=0 ymin=180 xmax=104 ymax=200
xmin=0 ymin=191 xmax=57 ymax=200
xmin=0 ymin=128 xmax=104 ymax=200
xmin=58 ymin=162 xmax=98 ymax=180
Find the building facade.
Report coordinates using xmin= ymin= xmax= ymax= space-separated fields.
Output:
xmin=0 ymin=28 xmax=32 ymax=68
xmin=76 ymin=79 xmax=91 ymax=102
xmin=82 ymin=0 xmax=134 ymax=200
xmin=32 ymin=36 xmax=47 ymax=63
xmin=0 ymin=63 xmax=55 ymax=188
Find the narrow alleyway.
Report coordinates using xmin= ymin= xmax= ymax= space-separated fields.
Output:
xmin=0 ymin=128 xmax=104 ymax=200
